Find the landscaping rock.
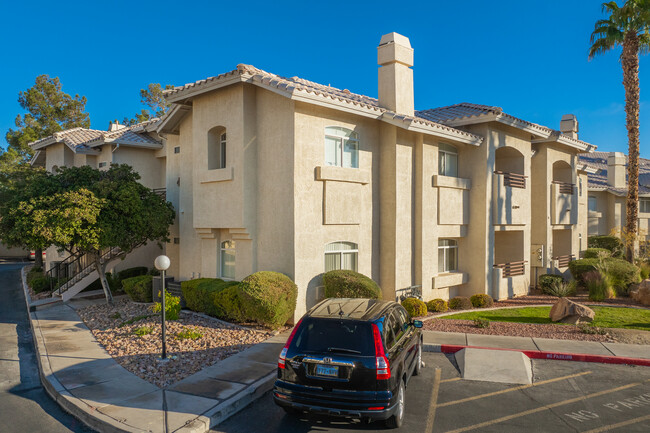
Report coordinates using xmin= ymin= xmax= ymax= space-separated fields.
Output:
xmin=549 ymin=298 xmax=595 ymax=324
xmin=631 ymin=281 xmax=650 ymax=306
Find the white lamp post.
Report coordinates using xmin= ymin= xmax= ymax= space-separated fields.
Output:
xmin=154 ymin=255 xmax=170 ymax=360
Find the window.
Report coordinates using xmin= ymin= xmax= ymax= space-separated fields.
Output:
xmin=588 ymin=196 xmax=597 ymax=212
xmin=438 ymin=143 xmax=458 ymax=177
xmin=324 ymin=241 xmax=358 ymax=272
xmin=438 ymin=239 xmax=458 ymax=273
xmin=220 ymin=240 xmax=235 ymax=279
xmin=579 ymin=177 xmax=583 ymax=196
xmin=174 ymin=146 xmax=180 ymax=154
xmin=208 ymin=127 xmax=227 ymax=170
xmin=325 ymin=127 xmax=359 ymax=168
xmin=641 ymin=199 xmax=650 ymax=213
xmin=98 ymin=162 xmax=107 ymax=168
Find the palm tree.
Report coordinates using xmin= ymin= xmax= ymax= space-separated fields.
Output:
xmin=589 ymin=0 xmax=650 ymax=262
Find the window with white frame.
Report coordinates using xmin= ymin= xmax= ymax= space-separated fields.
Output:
xmin=220 ymin=240 xmax=235 ymax=279
xmin=438 ymin=143 xmax=458 ymax=177
xmin=324 ymin=241 xmax=358 ymax=272
xmin=588 ymin=196 xmax=597 ymax=212
xmin=641 ymin=198 xmax=650 ymax=213
xmin=325 ymin=127 xmax=359 ymax=168
xmin=208 ymin=127 xmax=227 ymax=170
xmin=438 ymin=239 xmax=458 ymax=273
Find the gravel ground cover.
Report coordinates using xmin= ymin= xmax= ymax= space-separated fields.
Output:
xmin=77 ymin=299 xmax=275 ymax=387
xmin=423 ymin=293 xmax=650 ymax=345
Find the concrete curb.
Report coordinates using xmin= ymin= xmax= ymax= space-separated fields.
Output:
xmin=423 ymin=343 xmax=650 ymax=367
xmin=21 ymin=266 xmax=141 ymax=433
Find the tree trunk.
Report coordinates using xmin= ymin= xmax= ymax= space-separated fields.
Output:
xmin=622 ymin=31 xmax=640 ymax=263
xmin=94 ymin=253 xmax=114 ymax=304
xmin=34 ymin=247 xmax=43 ymax=268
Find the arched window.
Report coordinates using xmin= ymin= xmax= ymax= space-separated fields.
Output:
xmin=324 ymin=241 xmax=358 ymax=272
xmin=220 ymin=240 xmax=235 ymax=279
xmin=325 ymin=127 xmax=358 ymax=168
xmin=438 ymin=144 xmax=458 ymax=177
xmin=438 ymin=239 xmax=458 ymax=273
xmin=208 ymin=126 xmax=227 ymax=170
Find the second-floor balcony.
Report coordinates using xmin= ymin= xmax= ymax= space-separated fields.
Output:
xmin=493 ymin=171 xmax=528 ymax=225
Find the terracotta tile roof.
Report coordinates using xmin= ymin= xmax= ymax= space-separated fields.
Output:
xmin=29 ymin=120 xmax=161 ymax=151
xmin=579 ymin=151 xmax=650 ymax=196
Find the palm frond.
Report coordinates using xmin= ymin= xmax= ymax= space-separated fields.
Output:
xmin=589 ymin=38 xmax=618 ymax=59
xmin=602 ymin=0 xmax=620 ymax=14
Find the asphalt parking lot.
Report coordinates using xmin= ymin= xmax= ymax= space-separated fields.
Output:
xmin=214 ymin=352 xmax=650 ymax=433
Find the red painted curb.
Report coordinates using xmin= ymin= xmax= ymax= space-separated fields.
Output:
xmin=436 ymin=344 xmax=650 ymax=367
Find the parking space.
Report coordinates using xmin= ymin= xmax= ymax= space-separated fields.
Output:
xmin=214 ymin=352 xmax=650 ymax=433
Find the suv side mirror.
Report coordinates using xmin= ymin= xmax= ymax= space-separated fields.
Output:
xmin=412 ymin=320 xmax=423 ymax=329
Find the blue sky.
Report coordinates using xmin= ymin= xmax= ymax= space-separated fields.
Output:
xmin=1 ymin=0 xmax=648 ymax=155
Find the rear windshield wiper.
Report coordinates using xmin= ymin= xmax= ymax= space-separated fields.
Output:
xmin=327 ymin=347 xmax=361 ymax=354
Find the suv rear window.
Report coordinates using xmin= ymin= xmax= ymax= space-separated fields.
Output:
xmin=290 ymin=317 xmax=374 ymax=356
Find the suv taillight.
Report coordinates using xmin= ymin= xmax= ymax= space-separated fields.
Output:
xmin=372 ymin=323 xmax=391 ymax=380
xmin=278 ymin=318 xmax=303 ymax=369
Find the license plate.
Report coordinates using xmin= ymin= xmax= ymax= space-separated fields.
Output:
xmin=316 ymin=364 xmax=338 ymax=377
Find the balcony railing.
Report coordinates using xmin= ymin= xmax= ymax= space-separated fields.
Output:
xmin=495 ymin=171 xmax=527 ymax=189
xmin=153 ymin=187 xmax=166 ymax=200
xmin=494 ymin=260 xmax=527 ymax=278
xmin=553 ymin=254 xmax=574 ymax=268
xmin=552 ymin=181 xmax=574 ymax=195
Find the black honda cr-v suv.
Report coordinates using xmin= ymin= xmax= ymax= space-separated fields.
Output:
xmin=273 ymin=298 xmax=423 ymax=428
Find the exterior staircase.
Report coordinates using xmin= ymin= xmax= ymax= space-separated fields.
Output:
xmin=47 ymin=247 xmax=122 ymax=302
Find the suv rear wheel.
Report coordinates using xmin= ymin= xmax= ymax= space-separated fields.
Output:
xmin=385 ymin=380 xmax=405 ymax=428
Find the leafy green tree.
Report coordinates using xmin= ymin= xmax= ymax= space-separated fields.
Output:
xmin=589 ymin=0 xmax=650 ymax=261
xmin=6 ymin=164 xmax=174 ymax=302
xmin=0 ymin=166 xmax=58 ymax=267
xmin=122 ymin=83 xmax=174 ymax=125
xmin=4 ymin=75 xmax=90 ymax=161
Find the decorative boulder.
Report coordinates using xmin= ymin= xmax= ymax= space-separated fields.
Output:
xmin=632 ymin=281 xmax=650 ymax=306
xmin=549 ymin=298 xmax=595 ymax=324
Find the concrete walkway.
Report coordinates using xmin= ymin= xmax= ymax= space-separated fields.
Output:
xmin=423 ymin=330 xmax=650 ymax=359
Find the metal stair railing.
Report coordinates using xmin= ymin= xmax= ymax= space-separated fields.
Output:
xmin=47 ymin=247 xmax=121 ymax=296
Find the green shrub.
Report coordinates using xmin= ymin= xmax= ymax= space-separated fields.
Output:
xmin=470 ymin=294 xmax=494 ymax=308
xmin=426 ymin=299 xmax=448 ymax=313
xmin=569 ymin=258 xmax=599 ymax=286
xmin=117 ymin=266 xmax=148 ymax=281
xmin=322 ymin=270 xmax=381 ymax=299
xmin=583 ymin=248 xmax=612 ymax=259
xmin=212 ymin=284 xmax=245 ymax=321
xmin=538 ymin=274 xmax=564 ymax=294
xmin=122 ymin=275 xmax=153 ymax=302
xmin=152 ymin=289 xmax=181 ymax=320
xmin=31 ymin=275 xmax=52 ymax=293
xmin=588 ymin=235 xmax=624 ymax=257
xmin=605 ymin=258 xmax=640 ymax=295
xmin=27 ymin=267 xmax=43 ymax=285
xmin=401 ymin=298 xmax=427 ymax=317
xmin=239 ymin=271 xmax=298 ymax=329
xmin=449 ymin=296 xmax=472 ymax=310
xmin=473 ymin=318 xmax=490 ymax=328
xmin=176 ymin=327 xmax=203 ymax=340
xmin=578 ymin=323 xmax=607 ymax=335
xmin=85 ymin=272 xmax=121 ymax=293
xmin=181 ymin=278 xmax=219 ymax=313
xmin=584 ymin=271 xmax=615 ymax=301
xmin=545 ymin=279 xmax=577 ymax=297
xmin=133 ymin=326 xmax=152 ymax=336
xmin=640 ymin=262 xmax=650 ymax=280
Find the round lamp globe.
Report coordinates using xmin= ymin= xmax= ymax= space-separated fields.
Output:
xmin=154 ymin=255 xmax=170 ymax=271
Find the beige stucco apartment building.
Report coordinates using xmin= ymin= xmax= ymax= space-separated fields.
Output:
xmin=29 ymin=120 xmax=166 ymax=283
xmin=580 ymin=151 xmax=650 ymax=240
xmin=157 ymin=32 xmax=595 ymax=319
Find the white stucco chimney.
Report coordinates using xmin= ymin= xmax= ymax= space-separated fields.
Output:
xmin=560 ymin=114 xmax=578 ymax=139
xmin=607 ymin=152 xmax=626 ymax=188
xmin=377 ymin=32 xmax=414 ymax=116
xmin=108 ymin=120 xmax=126 ymax=132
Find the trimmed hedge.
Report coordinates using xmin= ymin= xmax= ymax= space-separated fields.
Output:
xmin=181 ymin=278 xmax=243 ymax=319
xmin=588 ymin=235 xmax=624 ymax=257
xmin=583 ymin=248 xmax=612 ymax=259
xmin=402 ymin=298 xmax=427 ymax=317
xmin=568 ymin=258 xmax=600 ymax=286
xmin=449 ymin=296 xmax=472 ymax=310
xmin=122 ymin=275 xmax=153 ymax=302
xmin=426 ymin=298 xmax=448 ymax=313
xmin=181 ymin=278 xmax=217 ymax=313
xmin=322 ymin=270 xmax=381 ymax=299
xmin=239 ymin=271 xmax=298 ymax=329
xmin=470 ymin=294 xmax=494 ymax=308
xmin=538 ymin=274 xmax=564 ymax=294
xmin=117 ymin=266 xmax=148 ymax=281
xmin=31 ymin=275 xmax=52 ymax=293
xmin=213 ymin=284 xmax=245 ymax=321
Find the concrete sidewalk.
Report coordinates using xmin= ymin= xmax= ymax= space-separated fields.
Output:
xmin=422 ymin=330 xmax=650 ymax=360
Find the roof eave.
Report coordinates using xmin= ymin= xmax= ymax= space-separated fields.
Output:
xmin=381 ymin=114 xmax=483 ymax=146
xmin=157 ymin=104 xmax=193 ymax=135
xmin=165 ymin=74 xmax=247 ymax=104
